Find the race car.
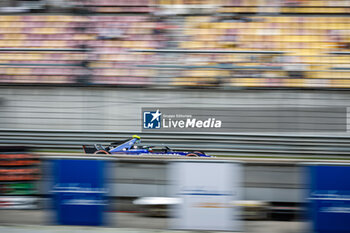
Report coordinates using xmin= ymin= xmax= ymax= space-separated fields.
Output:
xmin=82 ymin=135 xmax=210 ymax=157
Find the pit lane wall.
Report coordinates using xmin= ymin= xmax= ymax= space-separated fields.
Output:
xmin=0 ymin=152 xmax=304 ymax=212
xmin=39 ymin=154 xmax=306 ymax=203
xmin=4 ymin=153 xmax=350 ymax=232
xmin=3 ymin=151 xmax=350 ymax=207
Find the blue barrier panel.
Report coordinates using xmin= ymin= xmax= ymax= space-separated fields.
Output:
xmin=51 ymin=159 xmax=107 ymax=226
xmin=309 ymin=165 xmax=350 ymax=233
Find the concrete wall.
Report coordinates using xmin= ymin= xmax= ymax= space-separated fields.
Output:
xmin=112 ymin=161 xmax=305 ymax=203
xmin=0 ymin=87 xmax=350 ymax=132
xmin=41 ymin=158 xmax=306 ymax=203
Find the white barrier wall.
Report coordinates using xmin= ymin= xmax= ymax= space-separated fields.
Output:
xmin=169 ymin=160 xmax=242 ymax=231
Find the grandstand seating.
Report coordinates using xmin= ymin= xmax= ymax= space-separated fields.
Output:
xmin=0 ymin=2 xmax=349 ymax=88
xmin=219 ymin=0 xmax=350 ymax=14
xmin=176 ymin=15 xmax=350 ymax=87
xmin=0 ymin=15 xmax=158 ymax=85
xmin=88 ymin=0 xmax=153 ymax=13
xmin=155 ymin=0 xmax=350 ymax=14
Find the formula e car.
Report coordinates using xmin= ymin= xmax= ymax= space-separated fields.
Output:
xmin=82 ymin=135 xmax=210 ymax=157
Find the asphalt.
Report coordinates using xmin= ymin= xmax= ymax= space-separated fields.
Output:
xmin=0 ymin=210 xmax=309 ymax=233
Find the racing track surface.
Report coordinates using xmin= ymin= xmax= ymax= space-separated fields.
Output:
xmin=0 ymin=210 xmax=308 ymax=233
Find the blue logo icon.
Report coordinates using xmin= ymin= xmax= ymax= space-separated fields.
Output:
xmin=143 ymin=109 xmax=162 ymax=129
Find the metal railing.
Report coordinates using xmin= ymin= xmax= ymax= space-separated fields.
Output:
xmin=1 ymin=129 xmax=350 ymax=158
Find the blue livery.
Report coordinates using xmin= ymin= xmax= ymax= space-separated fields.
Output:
xmin=308 ymin=165 xmax=350 ymax=233
xmin=83 ymin=135 xmax=211 ymax=157
xmin=51 ymin=159 xmax=107 ymax=226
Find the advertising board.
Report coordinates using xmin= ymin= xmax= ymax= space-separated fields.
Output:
xmin=169 ymin=160 xmax=241 ymax=231
xmin=51 ymin=159 xmax=108 ymax=226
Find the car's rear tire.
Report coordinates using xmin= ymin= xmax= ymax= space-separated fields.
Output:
xmin=186 ymin=153 xmax=199 ymax=157
xmin=94 ymin=150 xmax=109 ymax=155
